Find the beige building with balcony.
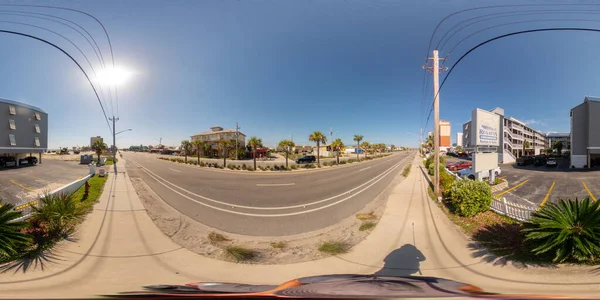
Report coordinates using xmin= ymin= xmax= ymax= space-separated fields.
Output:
xmin=190 ymin=126 xmax=246 ymax=152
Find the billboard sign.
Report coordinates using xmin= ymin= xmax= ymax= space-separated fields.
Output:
xmin=471 ymin=108 xmax=500 ymax=147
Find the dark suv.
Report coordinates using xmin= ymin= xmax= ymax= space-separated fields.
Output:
xmin=295 ymin=155 xmax=316 ymax=164
xmin=516 ymin=156 xmax=535 ymax=166
xmin=0 ymin=156 xmax=17 ymax=168
xmin=18 ymin=156 xmax=38 ymax=166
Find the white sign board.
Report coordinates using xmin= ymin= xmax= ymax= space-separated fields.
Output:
xmin=471 ymin=108 xmax=500 ymax=147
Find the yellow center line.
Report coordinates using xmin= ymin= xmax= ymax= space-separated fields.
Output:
xmin=539 ymin=182 xmax=556 ymax=210
xmin=9 ymin=180 xmax=36 ymax=193
xmin=583 ymin=182 xmax=596 ymax=201
xmin=495 ymin=179 xmax=529 ymax=197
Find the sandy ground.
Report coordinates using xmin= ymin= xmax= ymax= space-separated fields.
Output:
xmin=42 ymin=152 xmax=96 ymax=161
xmin=130 ymin=169 xmax=403 ymax=264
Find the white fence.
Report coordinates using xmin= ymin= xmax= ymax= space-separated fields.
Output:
xmin=490 ymin=197 xmax=537 ymax=222
xmin=444 ymin=167 xmax=462 ymax=180
xmin=11 ymin=171 xmax=94 ymax=222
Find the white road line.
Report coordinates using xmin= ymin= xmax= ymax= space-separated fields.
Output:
xmin=130 ymin=155 xmax=409 ymax=217
xmin=359 ymin=166 xmax=371 ymax=171
xmin=256 ymin=183 xmax=295 ymax=187
xmin=130 ymin=154 xmax=410 ymax=212
xmin=169 ymin=168 xmax=182 ymax=173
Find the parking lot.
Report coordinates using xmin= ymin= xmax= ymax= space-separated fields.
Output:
xmin=0 ymin=159 xmax=91 ymax=206
xmin=445 ymin=155 xmax=599 ymax=208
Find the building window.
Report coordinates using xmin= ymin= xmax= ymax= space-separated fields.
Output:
xmin=34 ymin=137 xmax=40 ymax=147
xmin=9 ymin=105 xmax=16 ymax=115
xmin=9 ymin=134 xmax=16 ymax=146
xmin=34 ymin=112 xmax=41 ymax=120
xmin=35 ymin=124 xmax=40 ymax=133
xmin=8 ymin=119 xmax=15 ymax=130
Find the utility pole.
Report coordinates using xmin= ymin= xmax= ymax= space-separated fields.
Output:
xmin=235 ymin=122 xmax=240 ymax=160
xmin=420 ymin=128 xmax=423 ymax=156
xmin=109 ymin=116 xmax=119 ymax=175
xmin=423 ymin=50 xmax=447 ymax=195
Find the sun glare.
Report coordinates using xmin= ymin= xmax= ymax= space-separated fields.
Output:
xmin=95 ymin=66 xmax=134 ymax=86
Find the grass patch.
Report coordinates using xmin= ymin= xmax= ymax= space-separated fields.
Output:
xmin=359 ymin=221 xmax=377 ymax=231
xmin=318 ymin=241 xmax=349 ymax=255
xmin=270 ymin=241 xmax=287 ymax=249
xmin=71 ymin=175 xmax=108 ymax=209
xmin=355 ymin=211 xmax=376 ymax=221
xmin=402 ymin=164 xmax=411 ymax=177
xmin=225 ymin=245 xmax=258 ymax=262
xmin=208 ymin=232 xmax=230 ymax=243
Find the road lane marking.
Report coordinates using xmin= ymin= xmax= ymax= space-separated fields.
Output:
xmin=495 ymin=179 xmax=528 ymax=197
xmin=130 ymin=156 xmax=408 ymax=217
xmin=169 ymin=168 xmax=182 ymax=173
xmin=358 ymin=167 xmax=371 ymax=171
xmin=256 ymin=183 xmax=295 ymax=187
xmin=539 ymin=182 xmax=555 ymax=210
xmin=9 ymin=180 xmax=36 ymax=192
xmin=129 ymin=154 xmax=410 ymax=213
xmin=583 ymin=182 xmax=596 ymax=201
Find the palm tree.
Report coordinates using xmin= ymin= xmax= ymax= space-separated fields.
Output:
xmin=523 ymin=198 xmax=600 ymax=263
xmin=353 ymin=135 xmax=363 ymax=160
xmin=247 ymin=136 xmax=262 ymax=170
xmin=0 ymin=200 xmax=31 ymax=258
xmin=91 ymin=140 xmax=107 ymax=164
xmin=203 ymin=142 xmax=213 ymax=158
xmin=192 ymin=140 xmax=204 ymax=165
xmin=523 ymin=140 xmax=531 ymax=157
xmin=553 ymin=141 xmax=563 ymax=154
xmin=278 ymin=139 xmax=295 ymax=169
xmin=330 ymin=138 xmax=345 ymax=164
xmin=360 ymin=141 xmax=370 ymax=159
xmin=218 ymin=140 xmax=232 ymax=167
xmin=181 ymin=140 xmax=192 ymax=163
xmin=308 ymin=131 xmax=327 ymax=166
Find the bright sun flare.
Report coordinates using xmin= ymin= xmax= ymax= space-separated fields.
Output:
xmin=95 ymin=66 xmax=133 ymax=86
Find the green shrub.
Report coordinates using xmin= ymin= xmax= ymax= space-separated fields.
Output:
xmin=318 ymin=241 xmax=349 ymax=255
xmin=359 ymin=221 xmax=377 ymax=231
xmin=227 ymin=164 xmax=235 ymax=170
xmin=280 ymin=164 xmax=286 ymax=170
xmin=303 ymin=163 xmax=315 ymax=169
xmin=428 ymin=163 xmax=445 ymax=176
xmin=447 ymin=179 xmax=492 ymax=217
xmin=247 ymin=167 xmax=255 ymax=171
xmin=402 ymin=164 xmax=411 ymax=177
xmin=32 ymin=193 xmax=87 ymax=238
xmin=241 ymin=164 xmax=247 ymax=170
xmin=424 ymin=154 xmax=446 ymax=169
xmin=440 ymin=171 xmax=455 ymax=197
xmin=225 ymin=246 xmax=258 ymax=262
xmin=236 ymin=165 xmax=241 ymax=170
xmin=339 ymin=160 xmax=346 ymax=165
xmin=0 ymin=201 xmax=31 ymax=259
xmin=199 ymin=161 xmax=206 ymax=167
xmin=347 ymin=159 xmax=356 ymax=163
xmin=523 ymin=198 xmax=600 ymax=263
xmin=290 ymin=165 xmax=298 ymax=170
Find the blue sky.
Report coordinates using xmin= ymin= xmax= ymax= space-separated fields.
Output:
xmin=1 ymin=0 xmax=599 ymax=149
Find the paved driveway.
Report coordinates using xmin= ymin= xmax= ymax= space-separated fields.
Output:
xmin=0 ymin=160 xmax=91 ymax=206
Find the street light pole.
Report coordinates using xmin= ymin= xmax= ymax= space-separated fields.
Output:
xmin=110 ymin=116 xmax=119 ymax=175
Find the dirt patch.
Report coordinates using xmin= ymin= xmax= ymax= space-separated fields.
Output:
xmin=130 ymin=171 xmax=402 ymax=264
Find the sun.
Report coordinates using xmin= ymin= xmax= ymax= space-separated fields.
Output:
xmin=95 ymin=66 xmax=134 ymax=86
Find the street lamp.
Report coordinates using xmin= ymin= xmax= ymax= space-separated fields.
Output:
xmin=116 ymin=129 xmax=132 ymax=136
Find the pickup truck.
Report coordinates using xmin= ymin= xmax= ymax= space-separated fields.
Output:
xmin=458 ymin=166 xmax=502 ymax=180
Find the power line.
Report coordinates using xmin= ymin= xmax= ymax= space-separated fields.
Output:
xmin=0 ymin=29 xmax=113 ymax=134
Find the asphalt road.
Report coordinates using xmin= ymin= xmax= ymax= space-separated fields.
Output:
xmin=0 ymin=160 xmax=91 ymax=205
xmin=124 ymin=151 xmax=414 ymax=236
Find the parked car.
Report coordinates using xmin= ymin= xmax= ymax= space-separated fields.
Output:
xmin=0 ymin=156 xmax=17 ymax=167
xmin=446 ymin=152 xmax=457 ymax=157
xmin=516 ymin=156 xmax=535 ymax=166
xmin=458 ymin=166 xmax=502 ymax=180
xmin=18 ymin=156 xmax=38 ymax=166
xmin=295 ymin=155 xmax=316 ymax=164
xmin=546 ymin=158 xmax=558 ymax=167
xmin=534 ymin=155 xmax=547 ymax=166
xmin=446 ymin=161 xmax=472 ymax=171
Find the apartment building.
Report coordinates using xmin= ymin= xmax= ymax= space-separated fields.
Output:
xmin=439 ymin=120 xmax=451 ymax=150
xmin=570 ymin=96 xmax=600 ymax=168
xmin=191 ymin=126 xmax=246 ymax=155
xmin=546 ymin=132 xmax=570 ymax=152
xmin=456 ymin=132 xmax=463 ymax=148
xmin=462 ymin=107 xmax=548 ymax=164
xmin=0 ymin=98 xmax=48 ymax=162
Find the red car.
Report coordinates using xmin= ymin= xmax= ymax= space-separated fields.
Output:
xmin=446 ymin=160 xmax=471 ymax=171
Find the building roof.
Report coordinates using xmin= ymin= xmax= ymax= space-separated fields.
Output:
xmin=0 ymin=97 xmax=46 ymax=113
xmin=546 ymin=132 xmax=570 ymax=137
xmin=584 ymin=96 xmax=600 ymax=103
xmin=192 ymin=128 xmax=246 ymax=136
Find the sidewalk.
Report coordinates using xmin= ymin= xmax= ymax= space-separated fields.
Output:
xmin=1 ymin=155 xmax=600 ymax=298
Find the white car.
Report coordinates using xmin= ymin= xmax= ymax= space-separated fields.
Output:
xmin=458 ymin=166 xmax=501 ymax=180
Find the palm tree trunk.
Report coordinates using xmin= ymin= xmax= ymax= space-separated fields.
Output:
xmin=253 ymin=148 xmax=257 ymax=170
xmin=223 ymin=148 xmax=227 ymax=167
xmin=317 ymin=142 xmax=320 ymax=166
xmin=356 ymin=142 xmax=359 ymax=160
xmin=197 ymin=147 xmax=200 ymax=165
xmin=285 ymin=151 xmax=288 ymax=168
xmin=337 ymin=152 xmax=339 ymax=164
xmin=185 ymin=154 xmax=187 ymax=163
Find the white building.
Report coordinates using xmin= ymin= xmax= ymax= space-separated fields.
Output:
xmin=462 ymin=107 xmax=548 ymax=164
xmin=456 ymin=132 xmax=463 ymax=148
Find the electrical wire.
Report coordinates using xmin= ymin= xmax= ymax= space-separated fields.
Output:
xmin=0 ymin=20 xmax=112 ymax=118
xmin=0 ymin=29 xmax=113 ymax=134
xmin=0 ymin=4 xmax=119 ymax=118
